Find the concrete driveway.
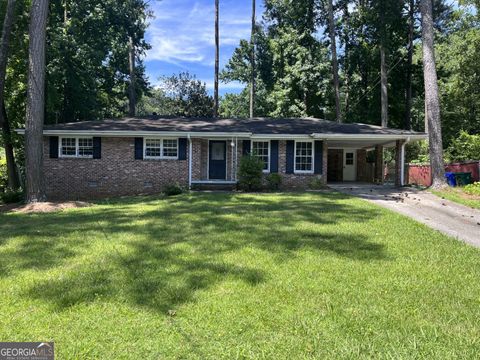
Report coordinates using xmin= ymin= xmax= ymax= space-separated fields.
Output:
xmin=329 ymin=183 xmax=480 ymax=248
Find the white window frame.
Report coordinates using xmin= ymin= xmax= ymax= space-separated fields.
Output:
xmin=144 ymin=138 xmax=179 ymax=160
xmin=251 ymin=140 xmax=271 ymax=173
xmin=59 ymin=136 xmax=94 ymax=159
xmin=294 ymin=140 xmax=314 ymax=174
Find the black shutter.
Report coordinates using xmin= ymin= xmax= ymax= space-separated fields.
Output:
xmin=49 ymin=136 xmax=59 ymax=158
xmin=286 ymin=140 xmax=294 ymax=174
xmin=134 ymin=137 xmax=143 ymax=160
xmin=242 ymin=140 xmax=251 ymax=155
xmin=178 ymin=138 xmax=187 ymax=160
xmin=93 ymin=137 xmax=102 ymax=159
xmin=314 ymin=141 xmax=323 ymax=174
xmin=270 ymin=140 xmax=279 ymax=173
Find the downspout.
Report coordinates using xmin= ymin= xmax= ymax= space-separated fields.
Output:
xmin=235 ymin=137 xmax=238 ymax=182
xmin=188 ymin=134 xmax=192 ymax=189
xmin=231 ymin=137 xmax=234 ymax=181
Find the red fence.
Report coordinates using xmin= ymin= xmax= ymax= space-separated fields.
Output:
xmin=408 ymin=161 xmax=480 ymax=186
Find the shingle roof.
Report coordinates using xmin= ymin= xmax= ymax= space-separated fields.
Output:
xmin=41 ymin=116 xmax=424 ymax=136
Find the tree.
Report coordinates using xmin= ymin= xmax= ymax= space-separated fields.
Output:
xmin=249 ymin=0 xmax=256 ymax=118
xmin=214 ymin=0 xmax=219 ymax=117
xmin=327 ymin=0 xmax=341 ymax=122
xmin=128 ymin=36 xmax=136 ymax=116
xmin=25 ymin=0 xmax=49 ymax=202
xmin=404 ymin=0 xmax=415 ymax=130
xmin=0 ymin=0 xmax=20 ymax=190
xmin=138 ymin=72 xmax=214 ymax=118
xmin=379 ymin=2 xmax=388 ymax=128
xmin=420 ymin=0 xmax=446 ymax=188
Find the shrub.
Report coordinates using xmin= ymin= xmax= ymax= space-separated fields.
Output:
xmin=445 ymin=131 xmax=480 ymax=163
xmin=464 ymin=182 xmax=480 ymax=196
xmin=0 ymin=160 xmax=7 ymax=193
xmin=265 ymin=173 xmax=282 ymax=191
xmin=164 ymin=183 xmax=184 ymax=196
xmin=238 ymin=155 xmax=264 ymax=191
xmin=308 ymin=177 xmax=326 ymax=190
xmin=1 ymin=189 xmax=24 ymax=204
xmin=407 ymin=140 xmax=430 ymax=164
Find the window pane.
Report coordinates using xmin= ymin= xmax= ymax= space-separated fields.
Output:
xmin=295 ymin=142 xmax=313 ymax=172
xmin=145 ymin=139 xmax=161 ymax=157
xmin=162 ymin=139 xmax=178 ymax=158
xmin=78 ymin=138 xmax=93 ymax=157
xmin=211 ymin=142 xmax=225 ymax=160
xmin=252 ymin=141 xmax=269 ymax=170
xmin=61 ymin=138 xmax=76 ymax=156
xmin=346 ymin=152 xmax=354 ymax=165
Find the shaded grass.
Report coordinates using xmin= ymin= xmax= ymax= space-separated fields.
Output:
xmin=0 ymin=191 xmax=479 ymax=359
xmin=431 ymin=187 xmax=480 ymax=209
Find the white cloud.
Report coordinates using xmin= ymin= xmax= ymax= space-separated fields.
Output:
xmin=145 ymin=0 xmax=252 ymax=65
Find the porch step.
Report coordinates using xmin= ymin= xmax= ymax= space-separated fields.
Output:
xmin=191 ymin=181 xmax=237 ymax=191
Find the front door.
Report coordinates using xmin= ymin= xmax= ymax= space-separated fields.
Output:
xmin=343 ymin=150 xmax=356 ymax=181
xmin=209 ymin=141 xmax=227 ymax=180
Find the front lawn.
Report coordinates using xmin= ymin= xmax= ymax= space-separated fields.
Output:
xmin=1 ymin=192 xmax=479 ymax=358
xmin=431 ymin=187 xmax=480 ymax=209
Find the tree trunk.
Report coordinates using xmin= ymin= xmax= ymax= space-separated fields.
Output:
xmin=25 ymin=0 xmax=49 ymax=203
xmin=342 ymin=2 xmax=350 ymax=117
xmin=405 ymin=0 xmax=414 ymax=130
xmin=327 ymin=0 xmax=342 ymax=123
xmin=420 ymin=0 xmax=445 ymax=188
xmin=2 ymin=102 xmax=20 ymax=189
xmin=0 ymin=0 xmax=20 ymax=190
xmin=249 ymin=0 xmax=255 ymax=119
xmin=128 ymin=36 xmax=136 ymax=117
xmin=380 ymin=7 xmax=388 ymax=128
xmin=214 ymin=0 xmax=219 ymax=118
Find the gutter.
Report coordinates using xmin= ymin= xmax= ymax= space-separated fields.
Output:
xmin=311 ymin=133 xmax=427 ymax=141
xmin=14 ymin=129 xmax=253 ymax=138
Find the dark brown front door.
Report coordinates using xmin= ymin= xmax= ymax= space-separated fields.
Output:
xmin=327 ymin=149 xmax=343 ymax=182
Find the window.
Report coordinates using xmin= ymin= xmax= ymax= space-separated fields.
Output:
xmin=295 ymin=141 xmax=313 ymax=173
xmin=144 ymin=138 xmax=178 ymax=159
xmin=78 ymin=138 xmax=93 ymax=157
xmin=345 ymin=152 xmax=354 ymax=165
xmin=251 ymin=141 xmax=270 ymax=172
xmin=60 ymin=137 xmax=93 ymax=158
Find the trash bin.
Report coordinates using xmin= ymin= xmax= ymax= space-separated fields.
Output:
xmin=445 ymin=172 xmax=456 ymax=187
xmin=454 ymin=172 xmax=473 ymax=186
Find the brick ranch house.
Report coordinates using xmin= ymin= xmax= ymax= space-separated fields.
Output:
xmin=17 ymin=117 xmax=426 ymax=199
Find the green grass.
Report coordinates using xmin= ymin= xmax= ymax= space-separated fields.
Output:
xmin=1 ymin=192 xmax=480 ymax=359
xmin=431 ymin=187 xmax=480 ymax=209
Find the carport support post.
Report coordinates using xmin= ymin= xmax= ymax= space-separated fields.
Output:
xmin=395 ymin=140 xmax=405 ymax=187
xmin=374 ymin=145 xmax=384 ymax=183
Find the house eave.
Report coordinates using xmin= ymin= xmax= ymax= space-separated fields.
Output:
xmin=15 ymin=129 xmax=253 ymax=138
xmin=15 ymin=129 xmax=427 ymax=142
xmin=311 ymin=133 xmax=427 ymax=141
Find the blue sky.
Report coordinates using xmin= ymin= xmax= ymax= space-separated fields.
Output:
xmin=144 ymin=0 xmax=264 ymax=96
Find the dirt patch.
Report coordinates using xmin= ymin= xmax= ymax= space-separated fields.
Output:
xmin=0 ymin=201 xmax=92 ymax=214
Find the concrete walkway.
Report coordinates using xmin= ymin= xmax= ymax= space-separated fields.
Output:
xmin=329 ymin=183 xmax=480 ymax=248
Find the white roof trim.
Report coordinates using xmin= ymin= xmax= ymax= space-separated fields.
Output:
xmin=15 ymin=129 xmax=253 ymax=138
xmin=15 ymin=129 xmax=427 ymax=141
xmin=251 ymin=134 xmax=313 ymax=139
xmin=312 ymin=133 xmax=427 ymax=141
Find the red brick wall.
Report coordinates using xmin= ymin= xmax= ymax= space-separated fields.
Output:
xmin=43 ymin=137 xmax=328 ymax=199
xmin=43 ymin=137 xmax=188 ymax=200
xmin=356 ymin=149 xmax=367 ymax=182
xmin=277 ymin=140 xmax=326 ymax=189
